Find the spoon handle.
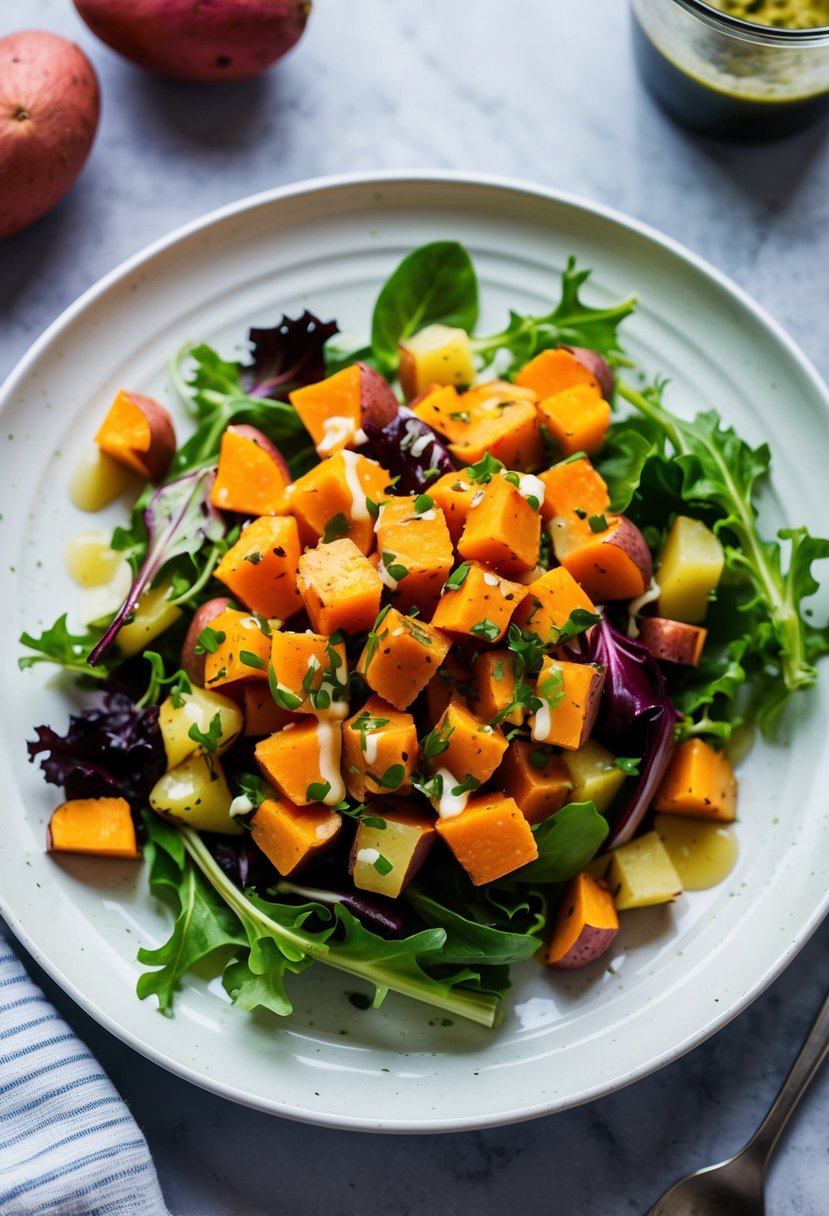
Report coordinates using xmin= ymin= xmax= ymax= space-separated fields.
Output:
xmin=747 ymin=987 xmax=829 ymax=1163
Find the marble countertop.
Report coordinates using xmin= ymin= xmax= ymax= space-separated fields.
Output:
xmin=2 ymin=2 xmax=829 ymax=1213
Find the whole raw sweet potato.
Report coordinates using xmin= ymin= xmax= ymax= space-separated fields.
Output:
xmin=72 ymin=0 xmax=311 ymax=83
xmin=0 ymin=30 xmax=100 ymax=240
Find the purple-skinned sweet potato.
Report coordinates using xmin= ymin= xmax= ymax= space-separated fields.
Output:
xmin=72 ymin=0 xmax=311 ymax=83
xmin=546 ymin=872 xmax=619 ymax=970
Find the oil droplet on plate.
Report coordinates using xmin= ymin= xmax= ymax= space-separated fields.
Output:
xmin=654 ymin=813 xmax=738 ymax=890
xmin=65 ymin=530 xmax=123 ymax=587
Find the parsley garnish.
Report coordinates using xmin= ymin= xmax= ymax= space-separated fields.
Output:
xmin=188 ymin=711 xmax=224 ymax=755
xmin=470 ymin=618 xmax=500 ymax=643
xmin=588 ymin=513 xmax=609 ymax=533
xmin=306 ymin=780 xmax=332 ymax=802
xmin=322 ymin=513 xmax=351 ymax=543
xmin=194 ymin=627 xmax=226 ymax=656
xmin=240 ymin=649 xmax=265 ymax=670
xmin=615 ymin=756 xmax=641 ymax=776
xmin=414 ymin=493 xmax=434 ymax=514
xmin=421 ymin=719 xmax=455 ymax=760
xmin=243 ymin=551 xmax=263 ymax=565
xmin=382 ymin=551 xmax=409 ymax=581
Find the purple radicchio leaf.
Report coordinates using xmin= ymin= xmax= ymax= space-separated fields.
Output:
xmin=362 ymin=407 xmax=457 ymax=494
xmin=582 ymin=615 xmax=682 ymax=849
xmin=27 ymin=691 xmax=166 ymax=811
xmin=88 ymin=467 xmax=225 ymax=667
xmin=240 ymin=312 xmax=339 ymax=399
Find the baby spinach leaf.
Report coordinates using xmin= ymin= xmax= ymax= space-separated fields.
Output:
xmin=371 ymin=241 xmax=479 ymax=377
xmin=511 ymin=802 xmax=608 ymax=884
xmin=407 ymin=890 xmax=542 ymax=966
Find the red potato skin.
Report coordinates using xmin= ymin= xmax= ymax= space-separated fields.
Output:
xmin=561 ymin=345 xmax=615 ymax=400
xmin=126 ymin=393 xmax=177 ymax=481
xmin=638 ymin=616 xmax=707 ymax=667
xmin=357 ymin=363 xmax=399 ymax=428
xmin=0 ymin=31 xmax=100 ymax=240
xmin=180 ymin=596 xmax=232 ymax=686
xmin=72 ymin=0 xmax=311 ymax=83
xmin=550 ymin=924 xmax=619 ymax=971
xmin=226 ymin=423 xmax=291 ymax=480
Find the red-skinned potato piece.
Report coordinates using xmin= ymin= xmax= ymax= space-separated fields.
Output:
xmin=0 ymin=31 xmax=100 ymax=240
xmin=546 ymin=872 xmax=619 ymax=970
xmin=554 ymin=514 xmax=653 ymax=602
xmin=211 ymin=424 xmax=290 ymax=515
xmin=357 ymin=362 xmax=399 ymax=428
xmin=180 ymin=597 xmax=232 ymax=686
xmin=94 ymin=391 xmax=177 ymax=482
xmin=560 ymin=346 xmax=615 ymax=400
xmin=638 ymin=616 xmax=707 ymax=667
xmin=72 ymin=0 xmax=311 ymax=83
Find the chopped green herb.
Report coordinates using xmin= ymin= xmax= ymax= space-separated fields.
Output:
xmin=243 ymin=551 xmax=263 ymax=565
xmin=421 ymin=719 xmax=455 ymax=760
xmin=350 ymin=710 xmax=391 ymax=752
xmin=615 ymin=756 xmax=641 ymax=776
xmin=322 ymin=513 xmax=351 ymax=543
xmin=373 ymin=855 xmax=394 ymax=876
xmin=366 ymin=763 xmax=406 ymax=790
xmin=268 ymin=660 xmax=303 ymax=711
xmin=188 ymin=712 xmax=224 ymax=755
xmin=306 ymin=780 xmax=332 ymax=802
xmin=589 ymin=513 xmax=609 ymax=533
xmin=194 ymin=627 xmax=226 ymax=656
xmin=382 ymin=551 xmax=409 ymax=581
xmin=414 ymin=493 xmax=434 ymax=514
xmin=444 ymin=562 xmax=472 ymax=592
xmin=529 ymin=747 xmax=551 ymax=772
xmin=471 ymin=618 xmax=500 ymax=643
xmin=450 ymin=774 xmax=480 ymax=797
xmin=239 ymin=650 xmax=265 ymax=670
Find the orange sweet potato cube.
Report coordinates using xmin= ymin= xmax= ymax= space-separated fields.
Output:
xmin=255 ymin=718 xmax=345 ymax=807
xmin=297 ymin=538 xmax=383 ymax=636
xmin=411 ymin=385 xmax=469 ymax=444
xmin=211 ymin=426 xmax=290 ymax=516
xmin=538 ymin=456 xmax=610 ymax=524
xmin=341 ymin=694 xmax=419 ymax=799
xmin=251 ymin=794 xmax=342 ymax=877
xmin=515 ymin=348 xmax=601 ymax=400
xmin=242 ymin=683 xmax=301 ymax=737
xmin=435 ymin=792 xmax=538 ymax=886
xmin=357 ymin=606 xmax=451 ymax=710
xmin=545 ymin=871 xmax=619 ymax=969
xmin=428 ymin=468 xmax=478 ymax=546
xmin=430 ymin=561 xmax=528 ymax=642
xmin=288 ymin=364 xmax=362 ymax=456
xmin=429 ymin=699 xmax=508 ymax=787
xmin=537 ymin=384 xmax=611 ymax=458
xmin=286 ymin=451 xmax=391 ymax=553
xmin=468 ymin=649 xmax=523 ymax=727
xmin=511 ymin=566 xmax=598 ymax=645
xmin=375 ymin=496 xmax=454 ymax=615
xmin=47 ymin=796 xmax=140 ymax=859
xmin=458 ymin=473 xmax=541 ymax=575
xmin=450 ymin=398 xmax=543 ymax=471
xmin=214 ymin=515 xmax=303 ymax=620
xmin=422 ymin=651 xmax=472 ymax=728
xmin=203 ymin=608 xmax=272 ymax=689
xmin=653 ymin=738 xmax=737 ymax=822
xmin=497 ymin=739 xmax=572 ymax=825
xmin=270 ymin=630 xmax=349 ymax=717
xmin=529 ymin=656 xmax=606 ymax=751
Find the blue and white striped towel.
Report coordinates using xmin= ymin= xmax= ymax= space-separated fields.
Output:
xmin=0 ymin=945 xmax=169 ymax=1216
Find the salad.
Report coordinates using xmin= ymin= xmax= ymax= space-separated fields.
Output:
xmin=21 ymin=242 xmax=829 ymax=1030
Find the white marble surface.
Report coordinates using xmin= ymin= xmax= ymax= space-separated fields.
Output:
xmin=2 ymin=2 xmax=829 ymax=1213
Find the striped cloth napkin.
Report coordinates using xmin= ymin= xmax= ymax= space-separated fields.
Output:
xmin=0 ymin=942 xmax=169 ymax=1216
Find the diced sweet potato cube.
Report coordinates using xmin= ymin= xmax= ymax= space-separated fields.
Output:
xmin=203 ymin=608 xmax=272 ymax=689
xmin=546 ymin=871 xmax=619 ymax=969
xmin=554 ymin=514 xmax=653 ymax=602
xmin=375 ymin=496 xmax=454 ymax=615
xmin=537 ymin=384 xmax=611 ymax=458
xmin=468 ymin=649 xmax=523 ymax=727
xmin=450 ymin=399 xmax=544 ymax=471
xmin=350 ymin=800 xmax=436 ymax=898
xmin=255 ymin=718 xmax=345 ymax=806
xmin=515 ymin=348 xmax=601 ymax=399
xmin=430 ymin=561 xmax=528 ymax=642
xmin=288 ymin=364 xmax=362 ymax=456
xmin=497 ymin=740 xmax=571 ymax=824
xmin=411 ymin=384 xmax=469 ymax=441
xmin=538 ymin=456 xmax=610 ymax=524
xmin=511 ymin=566 xmax=598 ymax=645
xmin=297 ymin=538 xmax=383 ymax=636
xmin=653 ymin=738 xmax=737 ymax=822
xmin=214 ymin=515 xmax=302 ymax=619
xmin=435 ymin=792 xmax=538 ymax=886
xmin=429 ymin=699 xmax=508 ymax=787
xmin=341 ymin=695 xmax=419 ymax=799
xmin=93 ymin=390 xmax=175 ymax=482
xmin=422 ymin=651 xmax=472 ymax=728
xmin=529 ymin=657 xmax=606 ymax=751
xmin=47 ymin=796 xmax=140 ymax=859
xmin=350 ymin=802 xmax=436 ymax=898
xmin=458 ymin=474 xmax=541 ymax=575
xmin=286 ymin=451 xmax=391 ymax=553
xmin=428 ymin=468 xmax=477 ymax=546
xmin=211 ymin=426 xmax=290 ymax=515
xmin=251 ymin=794 xmax=341 ymax=877
xmin=270 ymin=631 xmax=349 ymax=717
xmin=357 ymin=607 xmax=451 ymax=710
xmin=242 ymin=683 xmax=300 ymax=737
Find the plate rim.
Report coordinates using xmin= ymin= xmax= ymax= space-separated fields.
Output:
xmin=2 ymin=169 xmax=828 ymax=1132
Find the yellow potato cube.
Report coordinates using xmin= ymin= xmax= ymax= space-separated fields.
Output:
xmin=657 ymin=516 xmax=724 ymax=624
xmin=398 ymin=324 xmax=475 ymax=400
xmin=562 ymin=739 xmax=626 ymax=812
xmin=607 ymin=831 xmax=682 ymax=910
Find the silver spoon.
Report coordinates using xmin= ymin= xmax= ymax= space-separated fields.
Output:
xmin=646 ymin=987 xmax=829 ymax=1216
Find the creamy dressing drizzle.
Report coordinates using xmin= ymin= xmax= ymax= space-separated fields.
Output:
xmin=315 ymin=719 xmax=345 ymax=804
xmin=627 ymin=578 xmax=662 ymax=638
xmin=340 ymin=450 xmax=370 ymax=521
xmin=229 ymin=794 xmax=255 ymax=819
xmin=356 ymin=847 xmax=380 ymax=865
xmin=532 ymin=701 xmax=552 ymax=742
xmin=378 ymin=558 xmax=400 ymax=592
xmin=434 ymin=768 xmax=471 ymax=819
xmin=318 ymin=415 xmax=354 ymax=455
xmin=517 ymin=472 xmax=546 ymax=507
xmin=482 ymin=571 xmax=500 ymax=587
xmin=410 ymin=433 xmax=432 ymax=458
xmin=363 ymin=730 xmax=381 ymax=765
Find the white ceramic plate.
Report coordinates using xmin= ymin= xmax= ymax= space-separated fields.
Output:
xmin=2 ymin=172 xmax=829 ymax=1132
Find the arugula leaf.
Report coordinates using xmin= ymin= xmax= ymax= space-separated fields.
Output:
xmin=407 ymin=890 xmax=542 ymax=967
xmin=471 ymin=256 xmax=636 ymax=374
xmin=136 ymin=814 xmax=247 ymax=1015
xmin=618 ymin=379 xmax=829 ymax=726
xmin=510 ymin=802 xmax=609 ymax=884
xmin=19 ymin=615 xmax=115 ymax=680
xmin=370 ymin=241 xmax=479 ymax=378
xmin=87 ymin=467 xmax=226 ymax=666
